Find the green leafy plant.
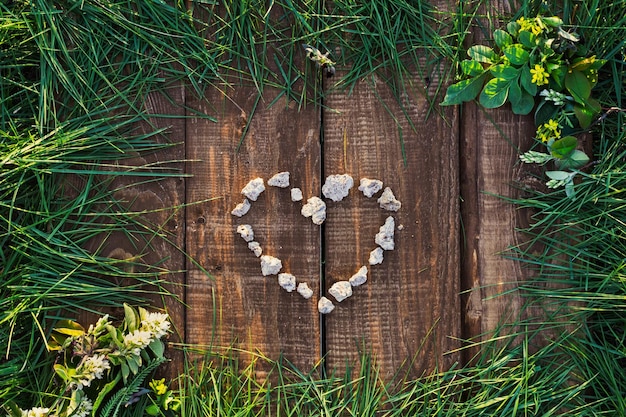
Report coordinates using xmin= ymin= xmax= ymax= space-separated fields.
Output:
xmin=442 ymin=13 xmax=605 ymax=198
xmin=2 ymin=305 xmax=177 ymax=417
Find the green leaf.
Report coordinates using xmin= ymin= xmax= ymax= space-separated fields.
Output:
xmin=571 ymin=56 xmax=600 ymax=72
xmin=53 ymin=320 xmax=85 ymax=337
xmin=520 ymin=64 xmax=537 ymax=96
xmin=503 ymin=44 xmax=529 ymax=65
xmin=494 ymin=29 xmax=512 ymax=48
xmin=54 ymin=364 xmax=71 ymax=382
xmin=546 ymin=171 xmax=572 ymax=181
xmin=507 ymin=21 xmax=520 ymax=36
xmin=534 ymin=100 xmax=560 ymax=126
xmin=467 ymin=45 xmax=497 ymax=63
xmin=124 ymin=303 xmax=140 ymax=332
xmin=146 ymin=405 xmax=161 ymax=416
xmin=556 ymin=150 xmax=590 ymax=169
xmin=148 ymin=338 xmax=165 ymax=358
xmin=565 ymin=180 xmax=576 ymax=199
xmin=550 ymin=65 xmax=567 ymax=90
xmin=558 ymin=27 xmax=580 ymax=42
xmin=460 ymin=59 xmax=484 ymax=76
xmin=441 ymin=74 xmax=487 ymax=106
xmin=518 ymin=31 xmax=537 ymax=48
xmin=565 ymin=70 xmax=591 ymax=104
xmin=93 ymin=374 xmax=122 ymax=415
xmin=573 ymin=99 xmax=601 ymax=128
xmin=490 ymin=64 xmax=519 ymax=80
xmin=479 ymin=77 xmax=510 ymax=108
xmin=541 ymin=16 xmax=564 ymax=27
xmin=128 ymin=356 xmax=140 ymax=375
xmin=550 ymin=136 xmax=578 ymax=159
xmin=511 ymin=88 xmax=534 ymax=115
xmin=122 ymin=361 xmax=130 ymax=383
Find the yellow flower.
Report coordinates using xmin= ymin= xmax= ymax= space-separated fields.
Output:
xmin=530 ymin=64 xmax=550 ymax=86
xmin=517 ymin=17 xmax=543 ymax=35
xmin=150 ymin=378 xmax=168 ymax=396
xmin=536 ymin=119 xmax=562 ymax=143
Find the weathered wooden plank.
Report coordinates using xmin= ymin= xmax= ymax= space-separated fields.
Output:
xmin=80 ymin=82 xmax=187 ymax=379
xmin=322 ymin=71 xmax=461 ymax=378
xmin=459 ymin=1 xmax=538 ymax=362
xmin=185 ymin=85 xmax=322 ymax=374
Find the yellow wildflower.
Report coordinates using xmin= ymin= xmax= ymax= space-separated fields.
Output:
xmin=530 ymin=64 xmax=550 ymax=86
xmin=517 ymin=17 xmax=543 ymax=35
xmin=536 ymin=119 xmax=562 ymax=143
xmin=150 ymin=378 xmax=168 ymax=396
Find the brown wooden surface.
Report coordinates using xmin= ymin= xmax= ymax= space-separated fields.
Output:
xmin=184 ymin=85 xmax=322 ymax=374
xmin=81 ymin=82 xmax=187 ymax=379
xmin=86 ymin=0 xmax=548 ymax=379
xmin=459 ymin=1 xmax=538 ymax=363
xmin=322 ymin=73 xmax=461 ymax=378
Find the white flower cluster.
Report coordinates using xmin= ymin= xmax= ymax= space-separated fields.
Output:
xmin=539 ymin=89 xmax=573 ymax=106
xmin=140 ymin=311 xmax=171 ymax=339
xmin=75 ymin=354 xmax=110 ymax=388
xmin=123 ymin=329 xmax=153 ymax=357
xmin=20 ymin=408 xmax=54 ymax=417
xmin=69 ymin=398 xmax=93 ymax=417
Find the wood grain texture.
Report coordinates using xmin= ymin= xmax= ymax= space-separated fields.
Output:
xmin=322 ymin=71 xmax=461 ymax=378
xmin=81 ymin=82 xmax=187 ymax=379
xmin=459 ymin=1 xmax=538 ymax=362
xmin=185 ymin=85 xmax=322 ymax=375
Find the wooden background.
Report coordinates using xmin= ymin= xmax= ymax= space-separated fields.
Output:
xmin=101 ymin=0 xmax=539 ymax=380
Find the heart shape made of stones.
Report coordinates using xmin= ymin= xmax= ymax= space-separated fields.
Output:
xmin=231 ymin=172 xmax=402 ymax=314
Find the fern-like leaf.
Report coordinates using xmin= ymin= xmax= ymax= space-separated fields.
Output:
xmin=99 ymin=357 xmax=167 ymax=417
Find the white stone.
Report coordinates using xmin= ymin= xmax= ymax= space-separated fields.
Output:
xmin=369 ymin=247 xmax=384 ymax=265
xmin=329 ymin=281 xmax=353 ymax=302
xmin=375 ymin=216 xmax=395 ymax=250
xmin=358 ymin=178 xmax=383 ymax=198
xmin=241 ymin=178 xmax=265 ymax=201
xmin=397 ymin=224 xmax=404 ymax=231
xmin=231 ymin=199 xmax=251 ymax=217
xmin=377 ymin=187 xmax=401 ymax=211
xmin=297 ymin=282 xmax=314 ymax=299
xmin=268 ymin=172 xmax=290 ymax=188
xmin=349 ymin=266 xmax=368 ymax=287
xmin=301 ymin=196 xmax=326 ymax=225
xmin=260 ymin=255 xmax=282 ymax=276
xmin=318 ymin=296 xmax=335 ymax=314
xmin=248 ymin=241 xmax=262 ymax=257
xmin=236 ymin=224 xmax=254 ymax=242
xmin=291 ymin=188 xmax=303 ymax=202
xmin=278 ymin=273 xmax=296 ymax=292
xmin=322 ymin=174 xmax=354 ymax=202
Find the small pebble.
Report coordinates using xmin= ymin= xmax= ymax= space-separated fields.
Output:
xmin=241 ymin=178 xmax=265 ymax=201
xmin=349 ymin=266 xmax=368 ymax=287
xmin=278 ymin=273 xmax=296 ymax=292
xmin=358 ymin=178 xmax=383 ymax=198
xmin=375 ymin=216 xmax=395 ymax=250
xmin=301 ymin=196 xmax=326 ymax=225
xmin=322 ymin=174 xmax=354 ymax=202
xmin=260 ymin=255 xmax=282 ymax=276
xmin=236 ymin=224 xmax=254 ymax=242
xmin=377 ymin=187 xmax=401 ymax=211
xmin=248 ymin=241 xmax=262 ymax=257
xmin=369 ymin=247 xmax=384 ymax=265
xmin=297 ymin=282 xmax=314 ymax=299
xmin=318 ymin=296 xmax=335 ymax=314
xmin=268 ymin=172 xmax=290 ymax=188
xmin=231 ymin=198 xmax=251 ymax=217
xmin=291 ymin=188 xmax=303 ymax=202
xmin=329 ymin=281 xmax=353 ymax=302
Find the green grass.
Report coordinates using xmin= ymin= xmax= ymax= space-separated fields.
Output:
xmin=2 ymin=0 xmax=626 ymax=414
